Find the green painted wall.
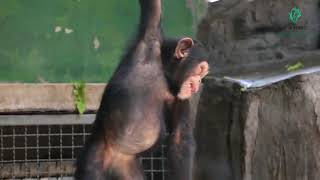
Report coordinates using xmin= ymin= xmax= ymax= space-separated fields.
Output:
xmin=0 ymin=0 xmax=194 ymax=82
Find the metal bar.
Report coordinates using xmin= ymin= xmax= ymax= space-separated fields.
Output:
xmin=223 ymin=66 xmax=320 ymax=89
xmin=0 ymin=114 xmax=95 ymax=126
xmin=212 ymin=51 xmax=320 ymax=90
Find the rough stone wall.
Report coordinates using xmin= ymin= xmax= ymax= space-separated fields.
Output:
xmin=243 ymin=73 xmax=320 ymax=180
xmin=194 ymin=1 xmax=320 ymax=179
xmin=194 ymin=73 xmax=320 ymax=180
xmin=197 ymin=0 xmax=320 ymax=74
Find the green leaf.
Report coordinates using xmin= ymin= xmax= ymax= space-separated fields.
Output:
xmin=286 ymin=61 xmax=304 ymax=72
xmin=73 ymin=81 xmax=86 ymax=115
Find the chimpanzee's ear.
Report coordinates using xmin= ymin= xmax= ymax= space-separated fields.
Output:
xmin=174 ymin=37 xmax=194 ymax=60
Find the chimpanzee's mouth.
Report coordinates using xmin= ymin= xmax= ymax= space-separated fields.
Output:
xmin=190 ymin=83 xmax=198 ymax=93
xmin=191 ymin=83 xmax=197 ymax=93
xmin=190 ymin=77 xmax=200 ymax=93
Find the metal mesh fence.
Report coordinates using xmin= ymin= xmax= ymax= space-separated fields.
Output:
xmin=0 ymin=119 xmax=168 ymax=180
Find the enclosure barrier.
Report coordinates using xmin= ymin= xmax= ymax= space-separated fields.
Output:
xmin=0 ymin=84 xmax=168 ymax=180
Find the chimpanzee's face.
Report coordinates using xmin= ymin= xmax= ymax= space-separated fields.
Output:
xmin=163 ymin=38 xmax=210 ymax=99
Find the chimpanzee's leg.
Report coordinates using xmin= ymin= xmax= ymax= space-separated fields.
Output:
xmin=75 ymin=139 xmax=108 ymax=180
xmin=168 ymin=94 xmax=200 ymax=180
xmin=104 ymin=155 xmax=145 ymax=180
xmin=75 ymin=137 xmax=145 ymax=180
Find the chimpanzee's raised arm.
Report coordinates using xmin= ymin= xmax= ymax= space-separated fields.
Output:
xmin=132 ymin=0 xmax=162 ymax=60
xmin=138 ymin=0 xmax=162 ymax=36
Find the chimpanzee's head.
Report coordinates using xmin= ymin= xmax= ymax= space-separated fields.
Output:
xmin=161 ymin=38 xmax=210 ymax=100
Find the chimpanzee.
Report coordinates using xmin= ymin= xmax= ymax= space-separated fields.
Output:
xmin=74 ymin=0 xmax=209 ymax=180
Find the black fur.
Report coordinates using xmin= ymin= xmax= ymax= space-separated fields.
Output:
xmin=74 ymin=0 xmax=208 ymax=179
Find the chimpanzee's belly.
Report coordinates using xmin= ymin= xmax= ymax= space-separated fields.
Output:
xmin=106 ymin=74 xmax=169 ymax=155
xmin=113 ymin=112 xmax=162 ymax=155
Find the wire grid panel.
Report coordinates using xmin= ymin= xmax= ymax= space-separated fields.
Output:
xmin=0 ymin=123 xmax=168 ymax=180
